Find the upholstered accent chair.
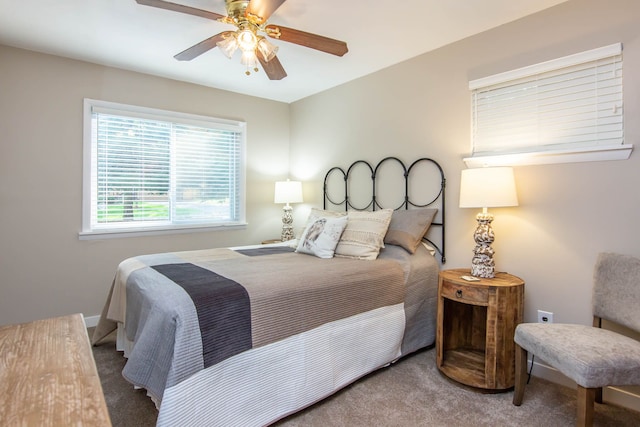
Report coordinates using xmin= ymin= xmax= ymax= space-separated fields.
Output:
xmin=512 ymin=252 xmax=640 ymax=427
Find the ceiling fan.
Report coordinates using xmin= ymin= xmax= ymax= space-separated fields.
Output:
xmin=135 ymin=0 xmax=349 ymax=80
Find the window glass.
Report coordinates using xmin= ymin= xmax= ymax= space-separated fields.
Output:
xmin=82 ymin=99 xmax=246 ymax=237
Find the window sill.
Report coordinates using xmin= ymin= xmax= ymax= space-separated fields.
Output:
xmin=78 ymin=223 xmax=248 ymax=240
xmin=463 ymin=144 xmax=633 ymax=168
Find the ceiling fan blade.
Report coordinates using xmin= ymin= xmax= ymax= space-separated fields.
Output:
xmin=135 ymin=0 xmax=225 ymax=21
xmin=174 ymin=32 xmax=231 ymax=61
xmin=245 ymin=0 xmax=286 ymax=24
xmin=265 ymin=25 xmax=348 ymax=57
xmin=258 ymin=55 xmax=287 ymax=80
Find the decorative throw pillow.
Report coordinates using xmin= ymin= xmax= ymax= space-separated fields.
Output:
xmin=296 ymin=215 xmax=348 ymax=258
xmin=334 ymin=209 xmax=393 ymax=260
xmin=295 ymin=208 xmax=345 ymax=238
xmin=384 ymin=208 xmax=438 ymax=254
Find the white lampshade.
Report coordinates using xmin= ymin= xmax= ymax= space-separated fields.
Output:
xmin=274 ymin=180 xmax=303 ymax=204
xmin=459 ymin=167 xmax=518 ymax=209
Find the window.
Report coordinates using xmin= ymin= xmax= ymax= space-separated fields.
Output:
xmin=81 ymin=99 xmax=246 ymax=239
xmin=466 ymin=43 xmax=631 ymax=167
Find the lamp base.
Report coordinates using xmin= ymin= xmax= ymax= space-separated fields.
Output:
xmin=281 ymin=205 xmax=294 ymax=242
xmin=471 ymin=212 xmax=496 ymax=279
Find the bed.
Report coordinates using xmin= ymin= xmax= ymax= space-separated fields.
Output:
xmin=92 ymin=156 xmax=446 ymax=426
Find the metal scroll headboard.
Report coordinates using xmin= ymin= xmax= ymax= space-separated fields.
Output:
xmin=323 ymin=156 xmax=446 ymax=263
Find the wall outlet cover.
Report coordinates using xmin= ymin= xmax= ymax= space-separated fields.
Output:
xmin=537 ymin=310 xmax=554 ymax=323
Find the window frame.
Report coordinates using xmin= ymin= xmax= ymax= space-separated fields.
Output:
xmin=465 ymin=43 xmax=632 ymax=167
xmin=80 ymin=99 xmax=247 ymax=240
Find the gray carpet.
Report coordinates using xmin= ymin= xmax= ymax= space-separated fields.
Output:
xmin=91 ymin=328 xmax=640 ymax=426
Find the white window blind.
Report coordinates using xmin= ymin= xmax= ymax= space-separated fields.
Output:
xmin=467 ymin=43 xmax=629 ymax=166
xmin=82 ymin=99 xmax=246 ymax=237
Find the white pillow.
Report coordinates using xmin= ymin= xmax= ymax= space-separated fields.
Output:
xmin=334 ymin=209 xmax=393 ymax=260
xmin=296 ymin=215 xmax=348 ymax=258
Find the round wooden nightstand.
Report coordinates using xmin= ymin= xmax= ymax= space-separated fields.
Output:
xmin=436 ymin=268 xmax=524 ymax=391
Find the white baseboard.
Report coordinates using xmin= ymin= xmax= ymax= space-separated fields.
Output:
xmin=82 ymin=314 xmax=100 ymax=328
xmin=529 ymin=358 xmax=640 ymax=412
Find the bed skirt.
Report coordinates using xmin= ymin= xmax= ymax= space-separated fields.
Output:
xmin=152 ymin=303 xmax=406 ymax=426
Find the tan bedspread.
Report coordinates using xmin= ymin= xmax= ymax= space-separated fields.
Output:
xmin=199 ymin=250 xmax=405 ymax=347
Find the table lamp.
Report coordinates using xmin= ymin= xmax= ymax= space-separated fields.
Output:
xmin=274 ymin=180 xmax=303 ymax=241
xmin=459 ymin=167 xmax=518 ymax=278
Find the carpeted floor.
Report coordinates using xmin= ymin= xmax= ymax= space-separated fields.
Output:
xmin=91 ymin=328 xmax=640 ymax=426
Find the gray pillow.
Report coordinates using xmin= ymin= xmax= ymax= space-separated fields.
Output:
xmin=384 ymin=208 xmax=438 ymax=254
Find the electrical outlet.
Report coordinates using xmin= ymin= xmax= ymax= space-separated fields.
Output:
xmin=537 ymin=310 xmax=554 ymax=323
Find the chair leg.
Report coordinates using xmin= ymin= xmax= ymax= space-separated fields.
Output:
xmin=576 ymin=386 xmax=596 ymax=427
xmin=512 ymin=344 xmax=528 ymax=406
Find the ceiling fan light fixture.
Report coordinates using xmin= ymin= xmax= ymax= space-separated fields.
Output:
xmin=237 ymin=28 xmax=257 ymax=52
xmin=257 ymin=37 xmax=278 ymax=62
xmin=216 ymin=33 xmax=238 ymax=59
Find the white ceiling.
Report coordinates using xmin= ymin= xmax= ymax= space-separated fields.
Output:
xmin=0 ymin=0 xmax=568 ymax=103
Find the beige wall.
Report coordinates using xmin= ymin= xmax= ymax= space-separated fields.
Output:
xmin=0 ymin=45 xmax=291 ymax=325
xmin=290 ymin=0 xmax=640 ymax=328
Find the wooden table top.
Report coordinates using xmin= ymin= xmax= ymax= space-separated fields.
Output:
xmin=0 ymin=313 xmax=112 ymax=426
